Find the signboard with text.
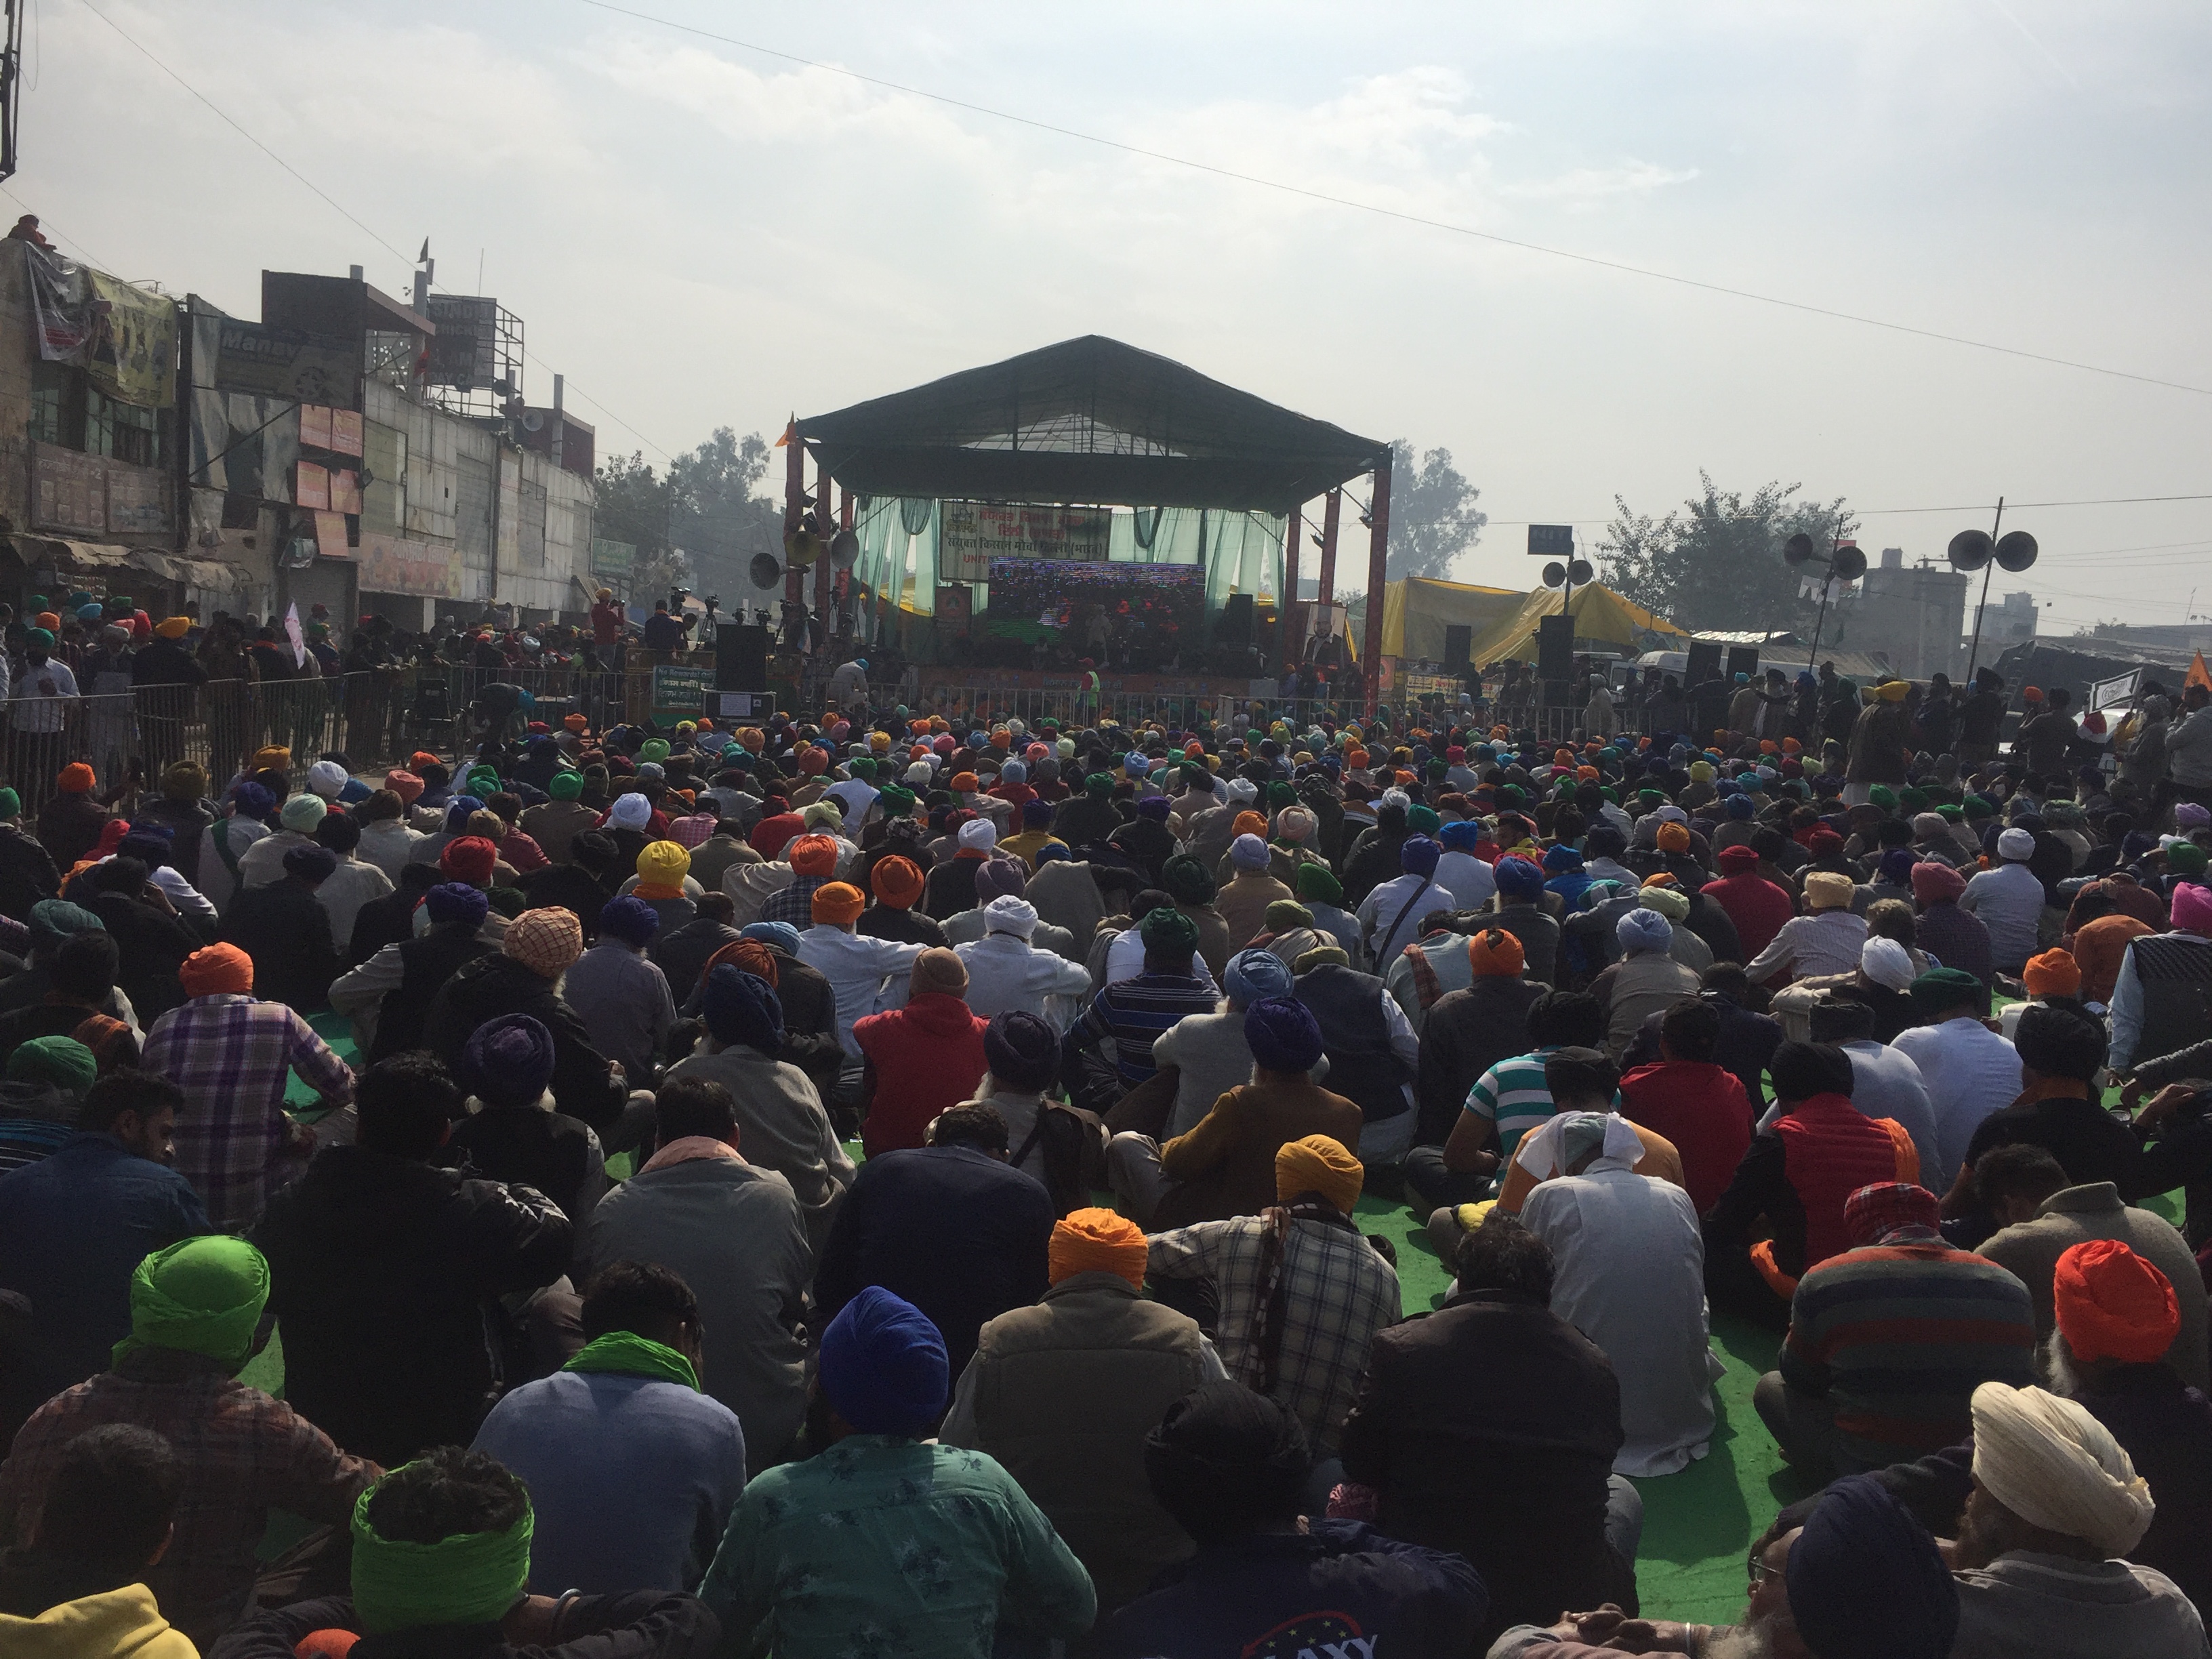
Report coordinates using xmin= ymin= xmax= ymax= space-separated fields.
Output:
xmin=213 ymin=319 xmax=361 ymax=404
xmin=358 ymin=533 xmax=464 ymax=598
xmin=1527 ymin=524 xmax=1575 ymax=557
xmin=30 ymin=443 xmax=171 ymax=537
xmin=590 ymin=537 xmax=636 ymax=577
xmin=939 ymin=500 xmax=1111 ymax=582
xmin=651 ymin=663 xmax=717 ymax=723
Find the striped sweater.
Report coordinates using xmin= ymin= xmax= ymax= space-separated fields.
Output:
xmin=1780 ymin=1236 xmax=2035 ymax=1467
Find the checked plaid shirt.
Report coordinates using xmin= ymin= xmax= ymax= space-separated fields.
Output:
xmin=0 ymin=1347 xmax=377 ymax=1649
xmin=144 ymin=993 xmax=354 ymax=1229
xmin=1147 ymin=1208 xmax=1401 ymax=1458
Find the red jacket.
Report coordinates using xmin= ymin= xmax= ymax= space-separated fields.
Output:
xmin=852 ymin=991 xmax=989 ymax=1158
xmin=1700 ymin=873 xmax=1796 ymax=960
xmin=1618 ymin=1060 xmax=1753 ymax=1214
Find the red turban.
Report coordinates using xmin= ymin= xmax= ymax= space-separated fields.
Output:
xmin=180 ymin=943 xmax=253 ymax=997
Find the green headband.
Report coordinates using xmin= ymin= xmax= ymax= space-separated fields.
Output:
xmin=115 ymin=1236 xmax=269 ymax=1371
xmin=351 ymin=1474 xmax=533 ymax=1635
xmin=562 ymin=1330 xmax=698 ymax=1391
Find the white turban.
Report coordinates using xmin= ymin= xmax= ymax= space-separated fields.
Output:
xmin=607 ymin=792 xmax=651 ymax=830
xmin=1276 ymin=806 xmax=1317 ymax=843
xmin=1225 ymin=778 xmax=1259 ymax=806
xmin=306 ymin=759 xmax=349 ymax=798
xmin=982 ymin=895 xmax=1039 ymax=940
xmin=1616 ymin=907 xmax=1673 ymax=955
xmin=1970 ymin=1382 xmax=2154 ymax=1557
xmin=958 ymin=818 xmax=998 ymax=852
xmin=1998 ymin=827 xmax=2036 ymax=862
xmin=1860 ymin=937 xmax=1916 ymax=992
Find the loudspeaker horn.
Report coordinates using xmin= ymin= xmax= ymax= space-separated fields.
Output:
xmin=1783 ymin=533 xmax=1816 ymax=567
xmin=828 ymin=528 xmax=859 ymax=569
xmin=1832 ymin=545 xmax=1868 ymax=581
xmin=748 ymin=552 xmax=783 ymax=590
xmin=1568 ymin=558 xmax=1594 ymax=585
xmin=1541 ymin=560 xmax=1568 ymax=590
xmin=1948 ymin=529 xmax=1994 ymax=571
xmin=1994 ymin=530 xmax=2039 ymax=573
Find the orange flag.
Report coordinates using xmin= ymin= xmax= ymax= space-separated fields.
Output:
xmin=2189 ymin=652 xmax=2212 ymax=693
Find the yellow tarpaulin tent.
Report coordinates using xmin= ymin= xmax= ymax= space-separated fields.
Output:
xmin=1348 ymin=577 xmax=1526 ymax=661
xmin=1463 ymin=581 xmax=1689 ymax=667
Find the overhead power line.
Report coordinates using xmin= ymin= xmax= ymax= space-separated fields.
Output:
xmin=73 ymin=0 xmax=678 ymax=462
xmin=579 ymin=0 xmax=2212 ymax=400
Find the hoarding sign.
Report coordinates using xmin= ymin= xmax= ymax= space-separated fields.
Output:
xmin=939 ymin=500 xmax=1110 ymax=582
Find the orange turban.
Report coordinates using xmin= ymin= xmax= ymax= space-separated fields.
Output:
xmin=703 ymin=937 xmax=778 ymax=988
xmin=1466 ymin=926 xmax=1525 ymax=979
xmin=2024 ymin=948 xmax=2082 ymax=1000
xmin=1275 ymin=1133 xmax=1362 ymax=1212
xmin=1232 ymin=811 xmax=1268 ymax=838
xmin=951 ymin=771 xmax=979 ymax=792
xmin=811 ymin=882 xmax=865 ymax=926
xmin=1655 ymin=822 xmax=1691 ymax=853
xmin=1048 ymin=1208 xmax=1149 ymax=1288
xmin=57 ymin=763 xmax=96 ymax=794
xmin=871 ymin=855 xmax=924 ymax=909
xmin=180 ymin=943 xmax=253 ymax=997
xmin=787 ymin=834 xmax=839 ymax=878
xmin=2055 ymin=1240 xmax=2179 ymax=1364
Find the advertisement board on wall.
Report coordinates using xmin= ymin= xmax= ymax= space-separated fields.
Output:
xmin=211 ymin=319 xmax=361 ymax=405
xmin=357 ymin=533 xmax=464 ymax=598
xmin=939 ymin=500 xmax=1110 ymax=582
xmin=590 ymin=537 xmax=636 ymax=577
xmin=30 ymin=444 xmax=171 ymax=537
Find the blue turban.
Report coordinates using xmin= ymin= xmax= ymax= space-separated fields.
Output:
xmin=1035 ymin=841 xmax=1070 ymax=865
xmin=598 ymin=895 xmax=659 ymax=948
xmin=1399 ymin=834 xmax=1440 ymax=877
xmin=282 ymin=844 xmax=338 ymax=882
xmin=703 ymin=964 xmax=783 ymax=1052
xmin=462 ymin=1013 xmax=556 ymax=1109
xmin=982 ymin=1009 xmax=1058 ymax=1092
xmin=444 ymin=796 xmax=485 ymax=833
xmin=1788 ymin=1475 xmax=1958 ymax=1659
xmin=741 ymin=920 xmax=802 ymax=956
xmin=1541 ymin=844 xmax=1583 ymax=873
xmin=230 ymin=781 xmax=275 ymax=819
xmin=1493 ymin=857 xmax=1544 ymax=902
xmin=1617 ymin=907 xmax=1673 ymax=954
xmin=1244 ymin=995 xmax=1325 ymax=1073
xmin=819 ymin=1286 xmax=949 ymax=1439
xmin=1224 ymin=947 xmax=1293 ymax=1007
xmin=117 ymin=832 xmax=173 ymax=869
xmin=1438 ymin=820 xmax=1481 ymax=852
xmin=424 ymin=882 xmax=490 ymax=929
xmin=1726 ymin=794 xmax=1757 ymax=820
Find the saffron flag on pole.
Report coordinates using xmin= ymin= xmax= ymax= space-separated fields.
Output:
xmin=2188 ymin=652 xmax=2212 ymax=693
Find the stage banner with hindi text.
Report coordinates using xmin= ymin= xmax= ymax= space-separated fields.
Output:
xmin=939 ymin=500 xmax=1110 ymax=582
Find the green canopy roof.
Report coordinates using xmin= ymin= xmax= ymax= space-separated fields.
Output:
xmin=798 ymin=335 xmax=1385 ymax=515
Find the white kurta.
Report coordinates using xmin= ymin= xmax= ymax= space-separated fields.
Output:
xmin=1519 ymin=1150 xmax=1723 ymax=1477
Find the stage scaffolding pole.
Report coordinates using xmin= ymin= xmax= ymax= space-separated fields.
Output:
xmin=1361 ymin=451 xmax=1392 ymax=719
xmin=1281 ymin=497 xmax=1305 ymax=672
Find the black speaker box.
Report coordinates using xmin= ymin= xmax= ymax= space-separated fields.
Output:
xmin=716 ymin=624 xmax=771 ymax=691
xmin=1726 ymin=645 xmax=1762 ymax=682
xmin=1215 ymin=592 xmax=1255 ymax=644
xmin=1443 ymin=624 xmax=1472 ymax=671
xmin=1685 ymin=640 xmax=1723 ymax=685
xmin=1536 ymin=614 xmax=1575 ymax=682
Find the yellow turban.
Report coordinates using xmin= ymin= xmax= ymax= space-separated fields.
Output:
xmin=1048 ymin=1208 xmax=1149 ymax=1287
xmin=1275 ymin=1133 xmax=1363 ymax=1212
xmin=1875 ymin=679 xmax=1911 ymax=702
xmin=1803 ymin=871 xmax=1856 ymax=910
xmin=155 ymin=615 xmax=190 ymax=639
xmin=634 ymin=840 xmax=692 ymax=899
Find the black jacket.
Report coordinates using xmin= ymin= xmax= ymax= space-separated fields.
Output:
xmin=204 ymin=1590 xmax=718 ymax=1659
xmin=220 ymin=877 xmax=340 ymax=1012
xmin=250 ymin=1146 xmax=570 ymax=1468
xmin=1337 ymin=1288 xmax=1634 ymax=1652
xmin=424 ymin=954 xmax=627 ymax=1131
xmin=517 ymin=861 xmax=622 ymax=943
xmin=1412 ymin=976 xmax=1547 ymax=1146
xmin=650 ymin=916 xmax=741 ymax=1007
xmin=84 ymin=891 xmax=209 ymax=1020
xmin=443 ymin=1105 xmax=601 ymax=1240
xmin=370 ymin=925 xmax=495 ymax=1062
xmin=0 ymin=825 xmax=59 ymax=920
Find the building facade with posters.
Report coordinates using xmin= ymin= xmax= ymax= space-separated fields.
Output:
xmin=0 ymin=233 xmax=260 ymax=620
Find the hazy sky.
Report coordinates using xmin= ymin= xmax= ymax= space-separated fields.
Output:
xmin=23 ymin=1 xmax=2211 ymax=630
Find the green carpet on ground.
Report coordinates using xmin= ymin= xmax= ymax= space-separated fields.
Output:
xmin=259 ymin=1011 xmax=2189 ymax=1624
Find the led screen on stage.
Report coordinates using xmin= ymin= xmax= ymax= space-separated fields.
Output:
xmin=982 ymin=557 xmax=1205 ymax=647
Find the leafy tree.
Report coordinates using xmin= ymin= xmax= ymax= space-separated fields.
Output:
xmin=1382 ymin=438 xmax=1488 ymax=581
xmin=668 ymin=428 xmax=783 ymax=605
xmin=1597 ymin=473 xmax=1858 ymax=636
xmin=591 ymin=451 xmax=674 ymax=600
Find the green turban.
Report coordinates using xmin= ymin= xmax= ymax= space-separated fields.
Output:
xmin=1139 ymin=905 xmax=1200 ymax=956
xmin=876 ymin=785 xmax=916 ymax=814
xmin=639 ymin=739 xmax=671 ymax=764
xmin=1405 ymin=804 xmax=1441 ymax=834
xmin=1295 ymin=863 xmax=1343 ymax=905
xmin=8 ymin=1035 xmax=94 ymax=1097
xmin=0 ymin=788 xmax=19 ymax=819
xmin=2168 ymin=842 xmax=2209 ymax=878
xmin=28 ymin=899 xmax=102 ymax=952
xmin=547 ymin=770 xmax=583 ymax=800
xmin=1868 ymin=785 xmax=1898 ymax=811
xmin=1266 ymin=780 xmax=1297 ymax=808
xmin=850 ymin=756 xmax=878 ymax=780
xmin=351 ymin=1469 xmax=533 ymax=1635
xmin=1937 ymin=803 xmax=1964 ymax=822
xmin=1908 ymin=966 xmax=1988 ymax=1017
xmin=1161 ymin=855 xmax=1216 ymax=905
xmin=1965 ymin=796 xmax=1996 ymax=819
xmin=1900 ymin=787 xmax=1929 ymax=811
xmin=115 ymin=1236 xmax=270 ymax=1370
xmin=1085 ymin=773 xmax=1115 ymax=798
xmin=26 ymin=627 xmax=54 ymax=649
xmin=1265 ymin=899 xmax=1315 ymax=933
